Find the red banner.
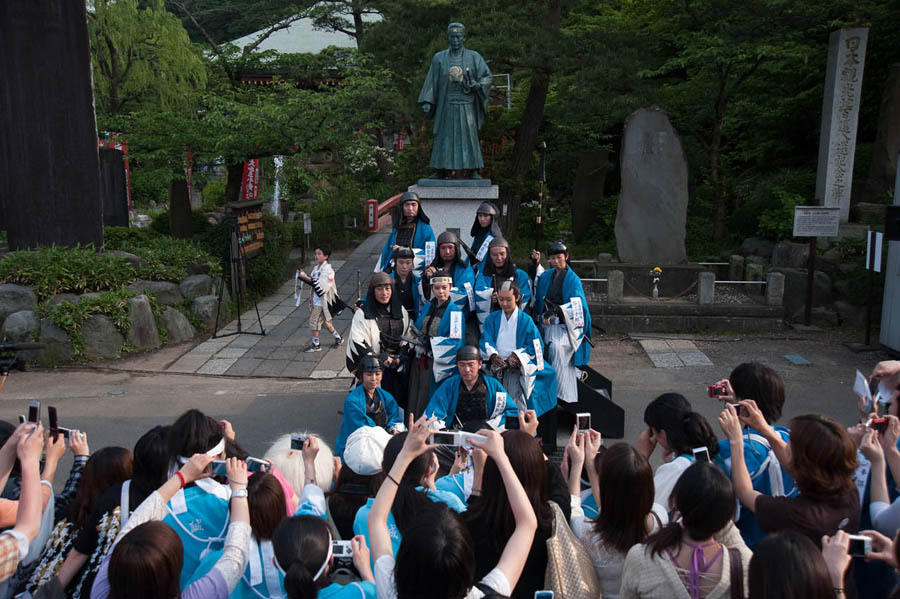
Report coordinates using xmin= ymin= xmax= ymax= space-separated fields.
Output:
xmin=240 ymin=159 xmax=260 ymax=201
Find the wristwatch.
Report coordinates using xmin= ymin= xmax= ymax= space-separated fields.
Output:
xmin=232 ymin=488 xmax=248 ymax=499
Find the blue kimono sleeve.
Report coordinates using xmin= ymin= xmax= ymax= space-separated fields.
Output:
xmin=379 ymin=388 xmax=403 ymax=430
xmin=424 ymin=376 xmax=459 ymax=425
xmin=377 ymin=229 xmax=399 ymax=272
xmin=334 ymin=390 xmax=369 ymax=458
xmin=533 ymin=270 xmax=552 ymax=319
xmin=479 ymin=312 xmax=499 ymax=358
xmin=515 ymin=268 xmax=532 ymax=306
xmin=415 ymin=223 xmax=436 ymax=250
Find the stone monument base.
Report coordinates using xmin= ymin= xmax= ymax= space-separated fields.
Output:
xmin=408 ymin=182 xmax=499 ymax=247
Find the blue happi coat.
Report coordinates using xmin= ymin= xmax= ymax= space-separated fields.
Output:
xmin=480 ymin=308 xmax=557 ymax=417
xmin=425 ymin=372 xmax=517 ymax=430
xmin=334 ymin=385 xmax=402 ymax=458
xmin=163 ymin=482 xmax=231 ymax=589
xmin=472 ymin=267 xmax=533 ymax=326
xmin=376 ymin=222 xmax=435 ymax=277
xmin=414 ymin=300 xmax=466 ymax=390
xmin=533 ymin=267 xmax=592 ymax=366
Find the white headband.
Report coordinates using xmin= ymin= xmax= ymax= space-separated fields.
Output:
xmin=312 ymin=530 xmax=333 ymax=582
xmin=178 ymin=437 xmax=226 ymax=463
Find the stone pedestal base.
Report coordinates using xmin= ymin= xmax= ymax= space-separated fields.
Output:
xmin=408 ymin=183 xmax=499 ymax=247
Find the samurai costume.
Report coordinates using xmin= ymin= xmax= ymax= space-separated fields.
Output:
xmin=346 ymin=273 xmax=411 ymax=406
xmin=533 ymin=250 xmax=592 ymax=405
xmin=472 ymin=237 xmax=532 ymax=326
xmin=334 ymin=385 xmax=403 ymax=458
xmin=425 ymin=371 xmax=517 ymax=431
xmin=407 ymin=295 xmax=465 ymax=421
xmin=467 ymin=201 xmax=503 ymax=273
xmin=421 ymin=231 xmax=477 ymax=317
xmin=307 ymin=259 xmax=346 ymax=323
xmin=390 ymin=247 xmax=423 ymax=322
xmin=376 ymin=191 xmax=435 ymax=279
xmin=480 ymin=306 xmax=557 ymax=417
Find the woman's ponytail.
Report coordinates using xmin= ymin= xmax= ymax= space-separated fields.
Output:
xmin=283 ymin=558 xmax=318 ymax=599
xmin=272 ymin=516 xmax=331 ymax=599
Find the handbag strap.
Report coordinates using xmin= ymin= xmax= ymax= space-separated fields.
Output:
xmin=728 ymin=547 xmax=743 ymax=599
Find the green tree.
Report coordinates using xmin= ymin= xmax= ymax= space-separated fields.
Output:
xmin=309 ymin=0 xmax=382 ymax=46
xmin=90 ymin=0 xmax=206 ymax=118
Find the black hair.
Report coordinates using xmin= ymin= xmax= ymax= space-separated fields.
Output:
xmin=167 ymin=409 xmax=223 ymax=465
xmin=328 ymin=467 xmax=385 ymax=540
xmin=315 ymin=245 xmax=331 ymax=258
xmin=132 ymin=425 xmax=171 ymax=491
xmin=395 ymin=503 xmax=474 ymax=599
xmin=748 ymin=530 xmax=834 ymax=599
xmin=643 ymin=393 xmax=718 ymax=457
xmin=729 ymin=362 xmax=786 ymax=424
xmin=272 ymin=516 xmax=331 ymax=599
xmin=225 ymin=437 xmax=250 ymax=461
xmin=381 ymin=433 xmax=436 ymax=534
xmin=646 ymin=462 xmax=735 ymax=558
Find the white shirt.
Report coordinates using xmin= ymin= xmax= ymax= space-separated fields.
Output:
xmin=496 ymin=307 xmax=518 ymax=360
xmin=374 ymin=554 xmax=510 ymax=599
xmin=311 ymin=264 xmax=324 ymax=307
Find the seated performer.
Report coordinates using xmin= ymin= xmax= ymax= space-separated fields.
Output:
xmin=407 ymin=270 xmax=465 ymax=420
xmin=467 ymin=201 xmax=503 ymax=273
xmin=421 ymin=231 xmax=476 ymax=313
xmin=532 ymin=242 xmax=591 ymax=449
xmin=425 ymin=345 xmax=518 ymax=431
xmin=376 ymin=191 xmax=435 ymax=278
xmin=347 ymin=272 xmax=411 ymax=406
xmin=334 ymin=355 xmax=403 ymax=458
xmin=390 ymin=247 xmax=422 ymax=322
xmin=472 ymin=237 xmax=532 ymax=325
xmin=480 ymin=281 xmax=557 ymax=422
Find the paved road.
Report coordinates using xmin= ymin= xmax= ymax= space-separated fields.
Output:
xmin=1 ymin=327 xmax=890 ymax=483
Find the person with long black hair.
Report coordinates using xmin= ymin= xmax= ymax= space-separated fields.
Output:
xmin=272 ymin=516 xmax=376 ymax=599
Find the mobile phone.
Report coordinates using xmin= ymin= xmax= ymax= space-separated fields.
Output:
xmin=57 ymin=427 xmax=72 ymax=440
xmin=848 ymin=534 xmax=872 ymax=558
xmin=576 ymin=412 xmax=591 ymax=434
xmin=505 ymin=416 xmax=520 ymax=430
xmin=290 ymin=434 xmax=308 ymax=450
xmin=429 ymin=431 xmax=486 ymax=449
xmin=211 ymin=460 xmax=228 ymax=477
xmin=534 ymin=591 xmax=554 ymax=599
xmin=27 ymin=401 xmax=40 ymax=424
xmin=332 ymin=540 xmax=353 ymax=558
xmin=692 ymin=447 xmax=711 ymax=463
xmin=17 ymin=415 xmax=25 ymax=425
xmin=48 ymin=406 xmax=59 ymax=442
xmin=246 ymin=457 xmax=270 ymax=473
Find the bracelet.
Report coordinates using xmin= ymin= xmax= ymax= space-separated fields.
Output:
xmin=176 ymin=471 xmax=186 ymax=489
xmin=834 ymin=588 xmax=844 ymax=596
xmin=471 ymin=487 xmax=482 ymax=495
xmin=385 ymin=473 xmax=400 ymax=486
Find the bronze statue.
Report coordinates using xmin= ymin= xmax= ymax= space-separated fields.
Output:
xmin=418 ymin=22 xmax=493 ymax=179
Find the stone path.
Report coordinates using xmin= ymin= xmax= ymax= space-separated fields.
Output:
xmin=166 ymin=233 xmax=388 ymax=379
xmin=637 ymin=338 xmax=713 ymax=368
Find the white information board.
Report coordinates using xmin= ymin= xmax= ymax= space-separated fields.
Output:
xmin=793 ymin=206 xmax=841 ymax=237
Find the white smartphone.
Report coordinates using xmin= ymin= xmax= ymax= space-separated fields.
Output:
xmin=576 ymin=412 xmax=591 ymax=434
xmin=429 ymin=431 xmax=486 ymax=449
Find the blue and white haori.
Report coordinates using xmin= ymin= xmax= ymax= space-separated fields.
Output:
xmin=472 ymin=268 xmax=533 ymax=326
xmin=413 ymin=300 xmax=466 ymax=388
xmin=425 ymin=373 xmax=517 ymax=430
xmin=480 ymin=308 xmax=558 ymax=417
xmin=376 ymin=224 xmax=435 ymax=279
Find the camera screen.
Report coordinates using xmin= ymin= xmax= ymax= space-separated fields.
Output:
xmin=692 ymin=447 xmax=711 ymax=463
xmin=430 ymin=432 xmax=457 ymax=446
xmin=577 ymin=414 xmax=590 ymax=431
xmin=247 ymin=458 xmax=269 ymax=473
xmin=27 ymin=401 xmax=40 ymax=424
xmin=210 ymin=461 xmax=227 ymax=477
xmin=848 ymin=538 xmax=868 ymax=557
xmin=332 ymin=541 xmax=352 ymax=556
xmin=290 ymin=434 xmax=307 ymax=450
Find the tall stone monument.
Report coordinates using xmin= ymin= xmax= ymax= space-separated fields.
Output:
xmin=0 ymin=1 xmax=102 ymax=249
xmin=815 ymin=28 xmax=868 ymax=223
xmin=409 ymin=22 xmax=498 ymax=245
xmin=615 ymin=107 xmax=689 ymax=264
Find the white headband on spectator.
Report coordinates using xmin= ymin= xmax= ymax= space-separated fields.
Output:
xmin=312 ymin=530 xmax=333 ymax=581
xmin=178 ymin=437 xmax=225 ymax=463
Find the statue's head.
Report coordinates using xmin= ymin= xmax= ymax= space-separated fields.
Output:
xmin=447 ymin=22 xmax=466 ymax=50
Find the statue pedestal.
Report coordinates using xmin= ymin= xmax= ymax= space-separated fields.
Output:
xmin=408 ymin=182 xmax=499 ymax=247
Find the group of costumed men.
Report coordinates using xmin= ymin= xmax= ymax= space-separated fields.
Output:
xmin=336 ymin=190 xmax=592 ymax=461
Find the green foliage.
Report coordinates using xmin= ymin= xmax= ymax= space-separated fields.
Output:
xmin=104 ymin=230 xmax=222 ymax=278
xmin=0 ymin=246 xmax=136 ymax=300
xmin=200 ymin=177 xmax=228 ymax=210
xmin=834 ymin=237 xmax=866 ymax=260
xmin=756 ymin=190 xmax=805 ymax=241
xmin=730 ymin=169 xmax=816 ymax=239
xmin=35 ymin=288 xmax=138 ymax=357
xmin=246 ymin=214 xmax=291 ymax=297
xmin=149 ymin=211 xmax=215 ymax=237
xmin=130 ymin=166 xmax=172 ymax=208
xmin=103 ymin=226 xmax=161 ymax=247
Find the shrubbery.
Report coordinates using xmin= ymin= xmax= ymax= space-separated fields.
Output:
xmin=104 ymin=227 xmax=221 ymax=279
xmin=0 ymin=246 xmax=136 ymax=300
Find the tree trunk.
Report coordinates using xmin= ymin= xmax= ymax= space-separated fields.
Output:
xmin=572 ymin=150 xmax=609 ymax=242
xmin=169 ymin=178 xmax=193 ymax=239
xmin=0 ymin=1 xmax=103 ymax=250
xmin=710 ymin=95 xmax=727 ymax=242
xmin=225 ymin=162 xmax=244 ymax=204
xmin=504 ymin=0 xmax=562 ymax=237
xmin=352 ymin=4 xmax=365 ymax=46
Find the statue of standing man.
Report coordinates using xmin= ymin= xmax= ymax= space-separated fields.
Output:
xmin=418 ymin=22 xmax=493 ymax=180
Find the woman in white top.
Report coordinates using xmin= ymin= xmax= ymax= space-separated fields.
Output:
xmin=368 ymin=415 xmax=537 ymax=599
xmin=565 ymin=429 xmax=666 ymax=599
xmin=636 ymin=393 xmax=719 ymax=516
xmin=620 ymin=462 xmax=751 ymax=599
